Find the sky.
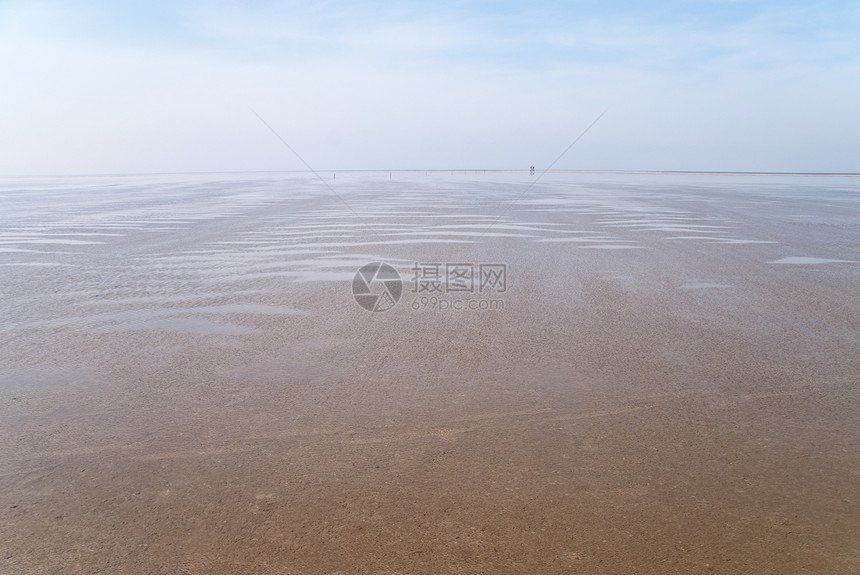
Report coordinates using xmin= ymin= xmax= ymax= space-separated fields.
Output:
xmin=1 ymin=0 xmax=858 ymax=175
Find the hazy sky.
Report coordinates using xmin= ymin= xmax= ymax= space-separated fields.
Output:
xmin=1 ymin=0 xmax=858 ymax=175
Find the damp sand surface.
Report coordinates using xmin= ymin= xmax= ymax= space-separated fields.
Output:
xmin=1 ymin=173 xmax=859 ymax=574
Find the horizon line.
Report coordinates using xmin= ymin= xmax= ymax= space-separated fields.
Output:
xmin=2 ymin=168 xmax=859 ymax=179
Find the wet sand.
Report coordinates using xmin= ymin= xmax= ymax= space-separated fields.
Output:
xmin=1 ymin=173 xmax=858 ymax=573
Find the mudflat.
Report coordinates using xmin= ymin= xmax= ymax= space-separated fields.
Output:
xmin=1 ymin=173 xmax=858 ymax=574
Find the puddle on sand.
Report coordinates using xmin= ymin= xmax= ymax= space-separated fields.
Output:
xmin=0 ymin=367 xmax=97 ymax=392
xmin=0 ymin=262 xmax=77 ymax=267
xmin=534 ymin=237 xmax=612 ymax=243
xmin=769 ymin=257 xmax=858 ymax=265
xmin=578 ymin=245 xmax=645 ymax=250
xmin=680 ymin=282 xmax=734 ymax=290
xmin=710 ymin=239 xmax=776 ymax=245
xmin=94 ymin=317 xmax=256 ymax=335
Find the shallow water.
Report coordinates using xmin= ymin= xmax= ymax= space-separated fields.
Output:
xmin=769 ymin=256 xmax=858 ymax=264
xmin=1 ymin=172 xmax=858 ymax=574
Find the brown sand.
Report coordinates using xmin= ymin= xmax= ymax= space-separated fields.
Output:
xmin=1 ymin=173 xmax=858 ymax=573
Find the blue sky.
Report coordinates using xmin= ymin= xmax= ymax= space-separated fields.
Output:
xmin=1 ymin=0 xmax=858 ymax=174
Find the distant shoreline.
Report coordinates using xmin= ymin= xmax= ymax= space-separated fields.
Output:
xmin=2 ymin=169 xmax=859 ymax=179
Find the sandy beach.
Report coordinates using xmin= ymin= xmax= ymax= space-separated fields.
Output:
xmin=1 ymin=172 xmax=858 ymax=574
